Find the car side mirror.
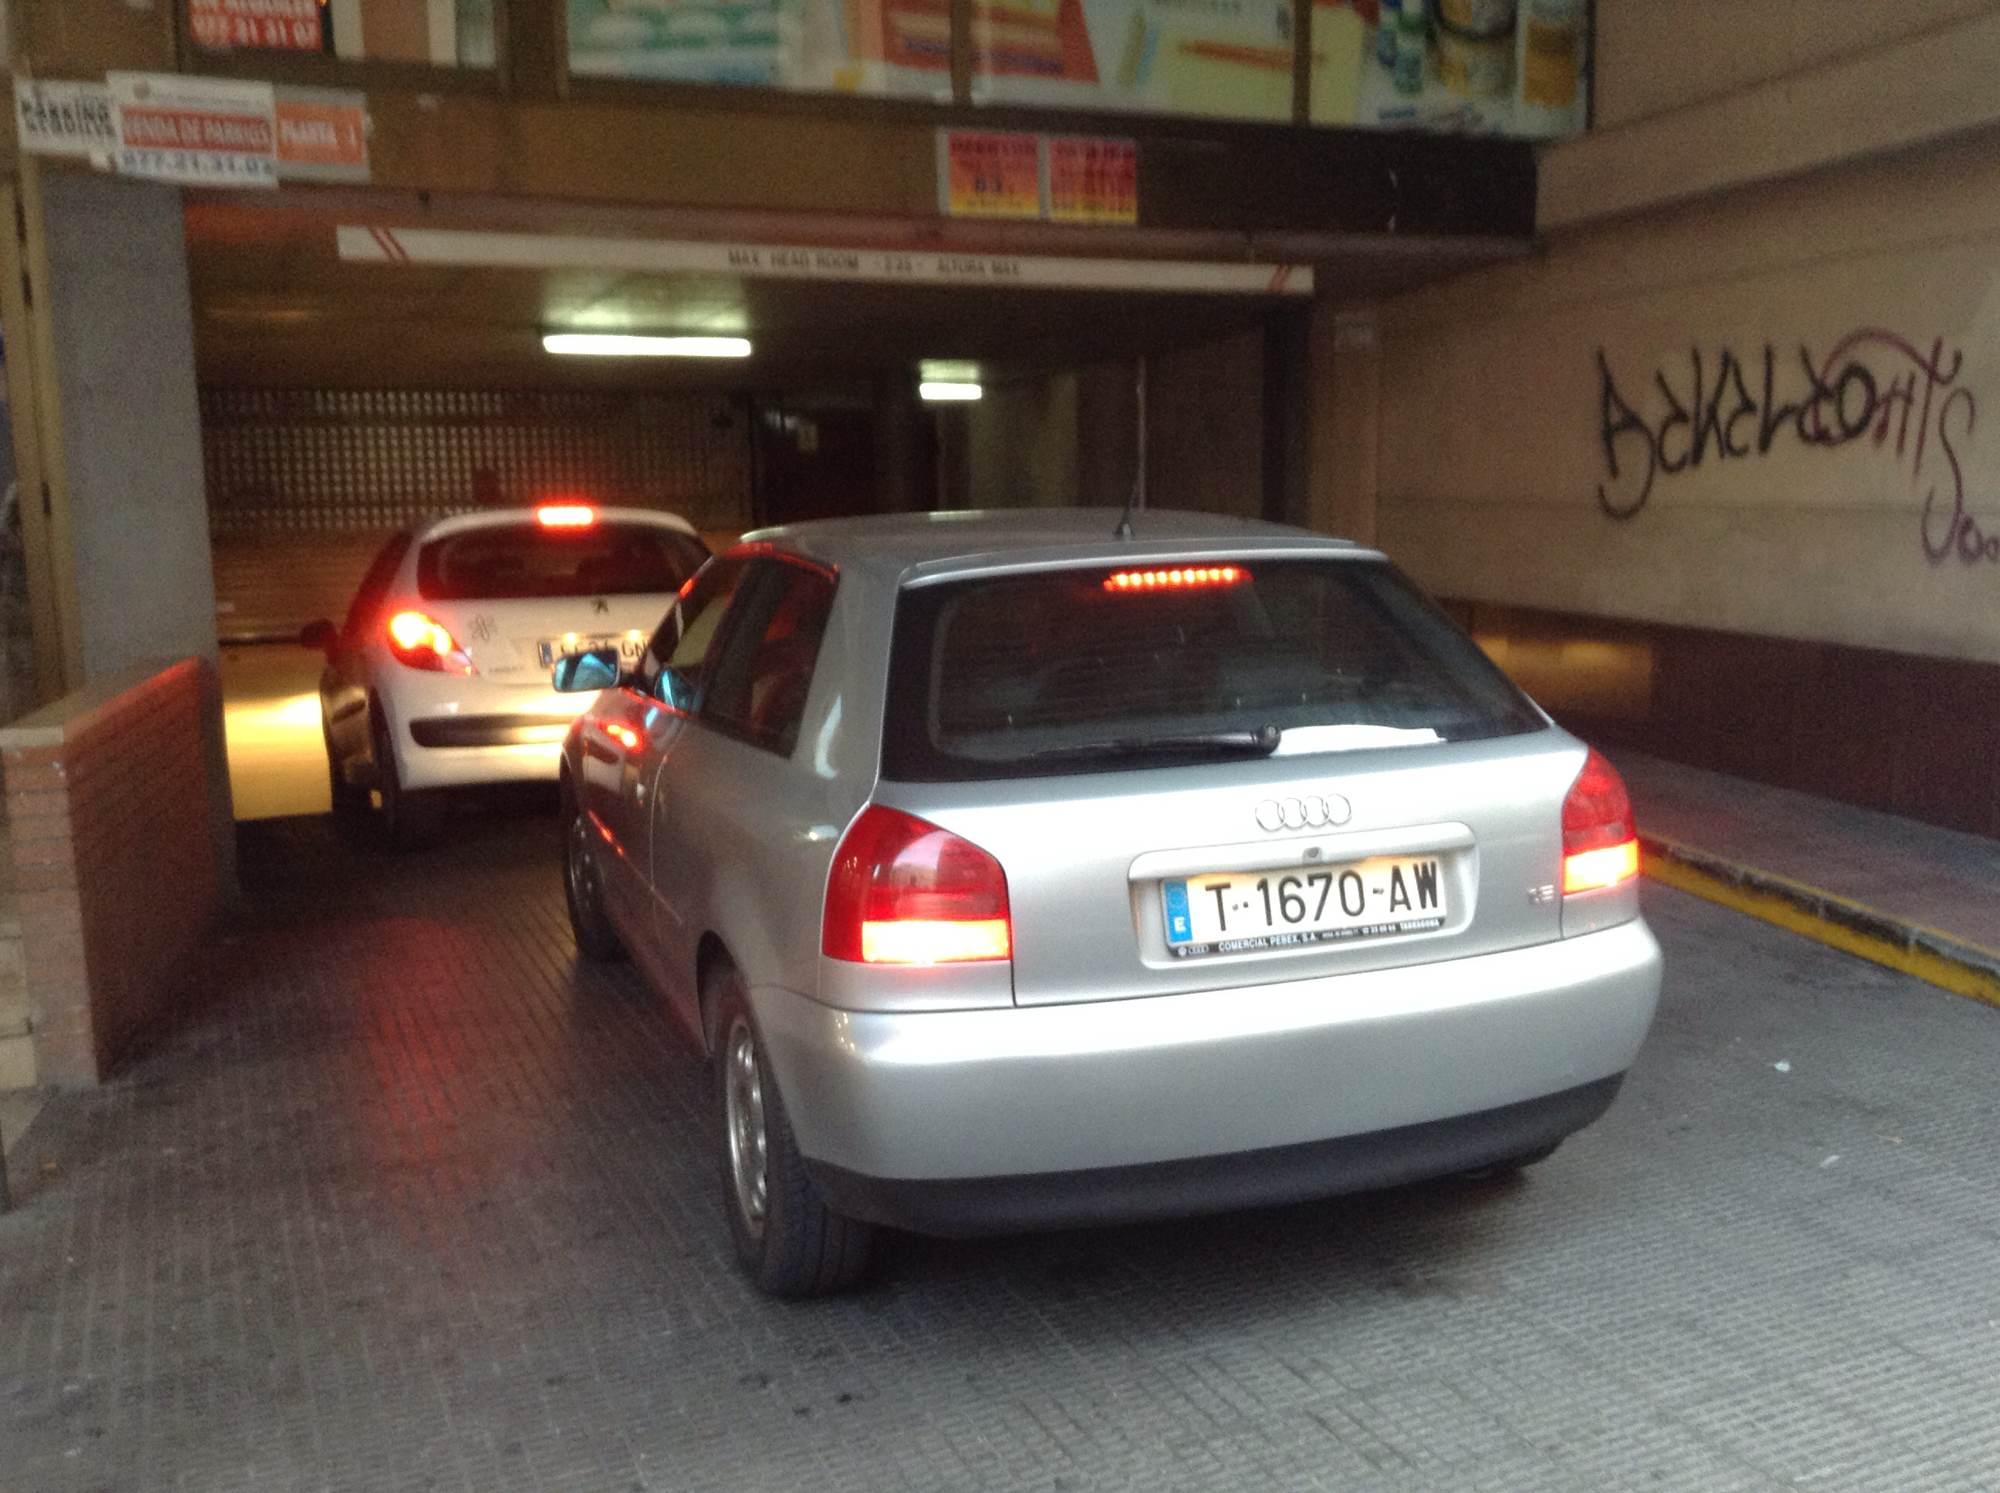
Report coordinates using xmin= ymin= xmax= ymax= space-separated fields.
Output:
xmin=657 ymin=667 xmax=698 ymax=713
xmin=553 ymin=646 xmax=621 ymax=694
xmin=300 ymin=619 xmax=338 ymax=656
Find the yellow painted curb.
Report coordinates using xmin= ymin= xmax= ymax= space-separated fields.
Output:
xmin=1642 ymin=849 xmax=2000 ymax=1011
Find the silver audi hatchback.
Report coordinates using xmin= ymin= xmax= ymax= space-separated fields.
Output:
xmin=554 ymin=510 xmax=1662 ymax=1296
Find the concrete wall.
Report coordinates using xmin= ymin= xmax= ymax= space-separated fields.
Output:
xmin=44 ymin=174 xmax=219 ymax=681
xmin=963 ymin=375 xmax=1080 ymax=509
xmin=1371 ymin=125 xmax=2000 ymax=665
xmin=1147 ymin=330 xmax=1265 ymax=519
xmin=950 ymin=330 xmax=1268 ymax=518
xmin=1593 ymin=0 xmax=2000 ymax=130
xmin=1543 ymin=2 xmax=2000 ymax=230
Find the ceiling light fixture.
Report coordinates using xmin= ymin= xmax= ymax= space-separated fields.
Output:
xmin=542 ymin=333 xmax=753 ymax=358
xmin=919 ymin=381 xmax=983 ymax=403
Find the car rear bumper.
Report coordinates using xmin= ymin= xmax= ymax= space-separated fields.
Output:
xmin=381 ymin=673 xmax=592 ymax=789
xmin=808 ymin=1075 xmax=1623 ymax=1235
xmin=751 ymin=916 xmax=1662 ymax=1233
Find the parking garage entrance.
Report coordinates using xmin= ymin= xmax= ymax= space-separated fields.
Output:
xmin=180 ymin=189 xmax=1506 ymax=821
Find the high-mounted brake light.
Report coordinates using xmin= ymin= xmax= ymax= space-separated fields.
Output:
xmin=823 ymin=805 xmax=1012 ymax=965
xmin=1561 ymin=748 xmax=1639 ymax=895
xmin=385 ymin=609 xmax=472 ymax=674
xmin=1103 ymin=565 xmax=1247 ymax=593
xmin=536 ymin=503 xmax=597 ymax=528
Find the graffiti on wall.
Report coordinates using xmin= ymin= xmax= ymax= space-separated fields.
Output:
xmin=1593 ymin=330 xmax=1996 ymax=567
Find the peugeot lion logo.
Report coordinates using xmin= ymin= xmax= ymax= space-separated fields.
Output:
xmin=1255 ymin=794 xmax=1352 ymax=832
xmin=592 ymin=597 xmax=611 ymax=616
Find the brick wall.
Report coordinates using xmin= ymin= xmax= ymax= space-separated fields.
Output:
xmin=1 ymin=659 xmax=231 ymax=1083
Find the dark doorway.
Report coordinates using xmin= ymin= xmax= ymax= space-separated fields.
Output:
xmin=752 ymin=399 xmax=881 ymax=526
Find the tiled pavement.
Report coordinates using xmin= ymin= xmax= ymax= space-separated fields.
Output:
xmin=4 ymin=804 xmax=2000 ymax=1492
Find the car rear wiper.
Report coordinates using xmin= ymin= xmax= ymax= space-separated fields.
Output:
xmin=1026 ymin=724 xmax=1282 ymax=763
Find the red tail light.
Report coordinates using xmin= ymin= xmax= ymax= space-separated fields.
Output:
xmin=1562 ymin=748 xmax=1639 ymax=894
xmin=822 ymin=805 xmax=1012 ymax=965
xmin=1103 ymin=565 xmax=1247 ymax=593
xmin=536 ymin=502 xmax=597 ymax=528
xmin=385 ymin=610 xmax=472 ymax=674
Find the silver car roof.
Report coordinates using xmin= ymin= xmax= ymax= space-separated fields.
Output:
xmin=739 ymin=509 xmax=1376 ymax=586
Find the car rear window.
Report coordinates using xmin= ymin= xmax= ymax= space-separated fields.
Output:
xmin=880 ymin=558 xmax=1545 ymax=781
xmin=416 ymin=522 xmax=708 ymax=602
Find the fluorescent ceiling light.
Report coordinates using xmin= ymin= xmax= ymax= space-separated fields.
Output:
xmin=919 ymin=381 xmax=983 ymax=403
xmin=543 ymin=333 xmax=752 ymax=358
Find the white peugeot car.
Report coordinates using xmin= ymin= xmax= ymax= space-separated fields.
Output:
xmin=306 ymin=503 xmax=708 ymax=845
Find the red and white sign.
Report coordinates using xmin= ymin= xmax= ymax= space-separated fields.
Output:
xmin=190 ymin=0 xmax=324 ymax=52
xmin=109 ymin=73 xmax=278 ymax=189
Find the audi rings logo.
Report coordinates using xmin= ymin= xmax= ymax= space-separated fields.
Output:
xmin=1255 ymin=794 xmax=1351 ymax=832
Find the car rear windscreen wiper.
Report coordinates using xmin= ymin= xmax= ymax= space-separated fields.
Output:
xmin=1026 ymin=724 xmax=1282 ymax=763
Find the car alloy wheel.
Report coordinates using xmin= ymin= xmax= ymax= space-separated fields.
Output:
xmin=566 ymin=812 xmax=604 ymax=921
xmin=723 ymin=1016 xmax=769 ymax=1239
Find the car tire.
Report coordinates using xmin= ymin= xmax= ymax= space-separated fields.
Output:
xmin=371 ymin=712 xmax=442 ymax=851
xmin=326 ymin=728 xmax=372 ymax=837
xmin=562 ymin=792 xmax=626 ymax=963
xmin=710 ymin=966 xmax=874 ymax=1298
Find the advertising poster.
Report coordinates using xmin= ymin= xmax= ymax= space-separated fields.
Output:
xmin=1046 ymin=135 xmax=1137 ymax=224
xmin=1311 ymin=0 xmax=1588 ymax=138
xmin=190 ymin=0 xmax=325 ymax=52
xmin=939 ymin=131 xmax=1044 ymax=218
xmin=969 ymin=0 xmax=1295 ymax=121
xmin=108 ymin=73 xmax=279 ymax=190
xmin=567 ymin=0 xmax=947 ymax=98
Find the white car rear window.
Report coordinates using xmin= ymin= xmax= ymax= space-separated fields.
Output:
xmin=417 ymin=522 xmax=707 ymax=601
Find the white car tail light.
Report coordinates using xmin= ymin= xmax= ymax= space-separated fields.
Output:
xmin=385 ymin=609 xmax=473 ymax=674
xmin=822 ymin=805 xmax=1012 ymax=965
xmin=1562 ymin=748 xmax=1639 ymax=895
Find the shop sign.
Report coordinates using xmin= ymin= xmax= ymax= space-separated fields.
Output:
xmin=108 ymin=72 xmax=278 ymax=189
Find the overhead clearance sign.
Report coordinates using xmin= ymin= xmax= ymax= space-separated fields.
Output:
xmin=337 ymin=226 xmax=1313 ymax=297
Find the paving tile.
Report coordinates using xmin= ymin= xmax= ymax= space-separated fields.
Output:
xmin=1 ymin=814 xmax=1997 ymax=1491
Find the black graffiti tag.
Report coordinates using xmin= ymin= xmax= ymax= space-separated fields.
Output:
xmin=1594 ymin=331 xmax=1997 ymax=568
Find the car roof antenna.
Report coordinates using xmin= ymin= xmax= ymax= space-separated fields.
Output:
xmin=1115 ymin=356 xmax=1147 ymax=540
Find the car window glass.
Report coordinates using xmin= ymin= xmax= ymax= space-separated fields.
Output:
xmin=417 ymin=522 xmax=706 ymax=601
xmin=638 ymin=556 xmax=745 ymax=705
xmin=698 ymin=560 xmax=837 ymax=757
xmin=881 ymin=558 xmax=1544 ymax=781
xmin=342 ymin=532 xmax=413 ymax=643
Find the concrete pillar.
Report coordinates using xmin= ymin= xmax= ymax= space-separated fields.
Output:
xmin=37 ymin=171 xmax=221 ymax=682
xmin=871 ymin=381 xmax=929 ymax=514
xmin=9 ymin=166 xmax=236 ymax=892
xmin=1310 ymin=299 xmax=1380 ymax=545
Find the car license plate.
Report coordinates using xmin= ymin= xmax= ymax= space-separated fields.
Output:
xmin=537 ymin=633 xmax=645 ymax=668
xmin=1161 ymin=856 xmax=1446 ymax=958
